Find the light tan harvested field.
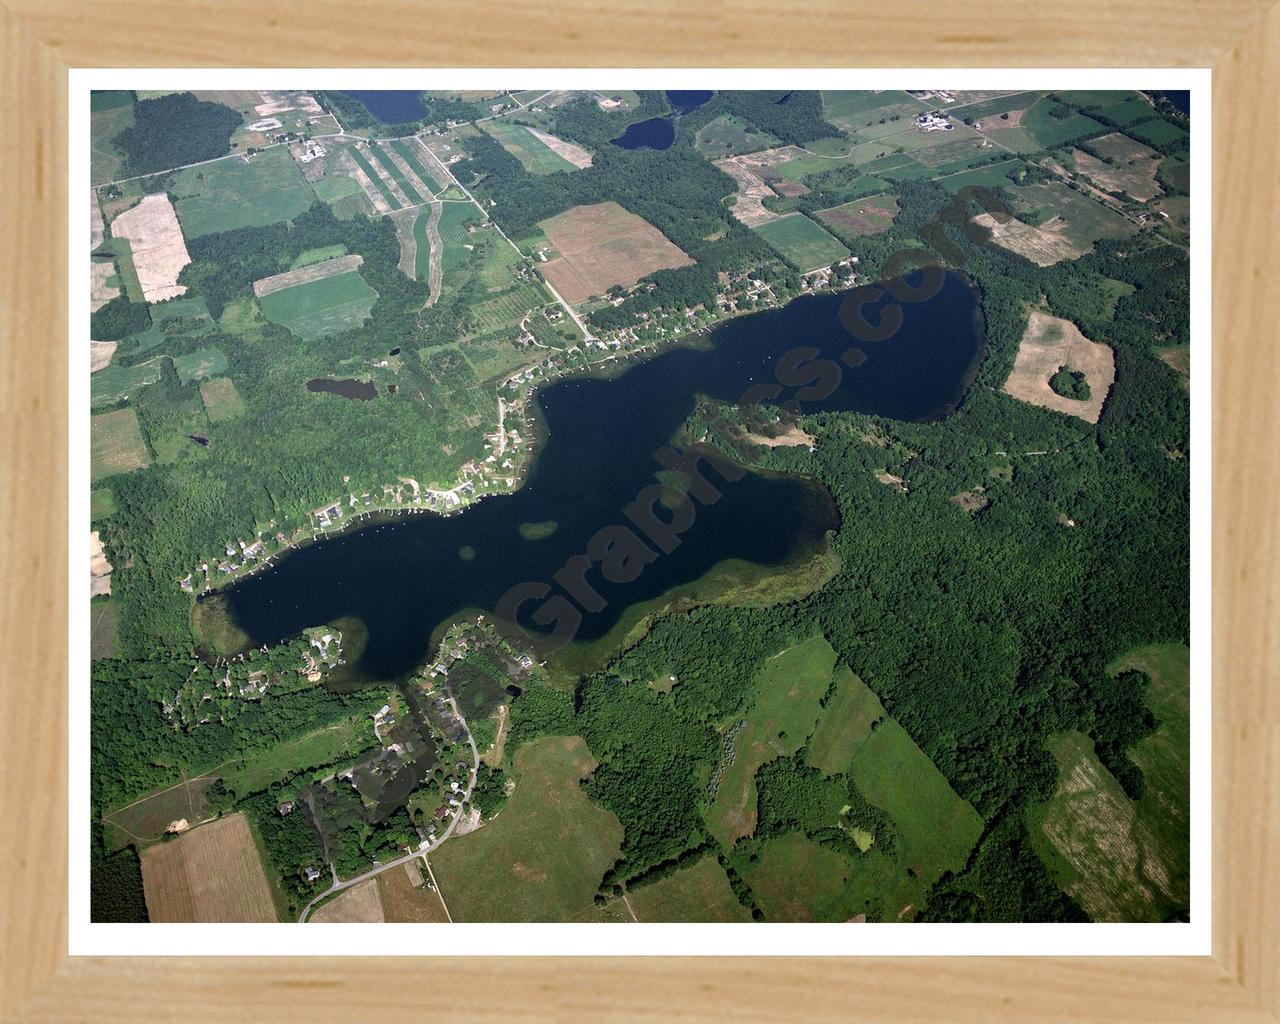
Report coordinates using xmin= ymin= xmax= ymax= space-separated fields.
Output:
xmin=1003 ymin=310 xmax=1114 ymax=423
xmin=335 ymin=150 xmax=392 ymax=215
xmin=540 ymin=200 xmax=696 ymax=304
xmin=378 ymin=861 xmax=452 ymax=923
xmin=90 ymin=259 xmax=119 ymax=312
xmin=90 ymin=188 xmax=105 ymax=248
xmin=89 ymin=341 xmax=117 ymax=373
xmin=140 ymin=813 xmax=276 ymax=922
xmin=975 ymin=107 xmax=1027 ymax=131
xmin=311 ymin=879 xmax=386 ymax=923
xmin=90 ymin=530 xmax=113 ymax=597
xmin=527 ymin=127 xmax=593 ymax=168
xmin=737 ymin=423 xmax=817 ymax=448
xmin=253 ymin=254 xmax=365 ymax=297
xmin=538 ymin=201 xmax=693 ymax=305
xmin=972 ymin=211 xmax=1082 ymax=266
xmin=109 ymin=193 xmax=191 ymax=302
xmin=715 ymin=146 xmax=805 ymax=227
xmin=1073 ymin=135 xmax=1163 ymax=201
xmin=254 ymin=90 xmax=322 ymax=117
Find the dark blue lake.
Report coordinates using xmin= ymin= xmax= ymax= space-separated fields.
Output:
xmin=611 ymin=116 xmax=676 ymax=151
xmin=341 ymin=90 xmax=428 ymax=123
xmin=666 ymin=90 xmax=713 ymax=114
xmin=1162 ymin=90 xmax=1191 ymax=115
xmin=214 ymin=272 xmax=986 ymax=681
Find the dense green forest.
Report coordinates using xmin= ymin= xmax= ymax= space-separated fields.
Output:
xmin=89 ymin=826 xmax=149 ymax=922
xmin=112 ymin=92 xmax=242 ymax=178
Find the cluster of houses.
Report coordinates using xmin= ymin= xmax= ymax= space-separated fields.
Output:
xmin=163 ymin=628 xmax=341 ymax=729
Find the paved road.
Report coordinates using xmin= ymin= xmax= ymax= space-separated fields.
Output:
xmin=297 ymin=692 xmax=479 ymax=923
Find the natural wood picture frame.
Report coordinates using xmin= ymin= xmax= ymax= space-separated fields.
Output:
xmin=1 ymin=2 xmax=1276 ymax=1019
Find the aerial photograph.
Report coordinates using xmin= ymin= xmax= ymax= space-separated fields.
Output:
xmin=87 ymin=86 xmax=1191 ymax=926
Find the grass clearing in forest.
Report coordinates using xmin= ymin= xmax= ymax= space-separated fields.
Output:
xmin=219 ymin=716 xmax=374 ymax=800
xmin=805 ymin=665 xmax=882 ymax=775
xmin=483 ymin=121 xmax=580 ymax=174
xmin=103 ymin=776 xmax=217 ymax=850
xmin=703 ymin=636 xmax=837 ymax=847
xmin=170 ymin=147 xmax=315 ymax=237
xmin=695 ymin=114 xmax=780 ymax=158
xmin=428 ymin=736 xmax=623 ymax=921
xmin=91 ymin=407 xmax=151 ymax=481
xmin=172 ymin=347 xmax=228 ymax=385
xmin=1028 ymin=727 xmax=1184 ymax=922
xmin=626 ymin=855 xmax=751 ymax=922
xmin=752 ymin=213 xmax=849 ymax=272
xmin=258 ymin=268 xmax=378 ymax=342
xmin=199 ymin=377 xmax=245 ymax=421
xmin=140 ymin=813 xmax=276 ymax=922
xmin=745 ymin=831 xmax=919 ymax=922
xmin=848 ymin=719 xmax=984 ymax=887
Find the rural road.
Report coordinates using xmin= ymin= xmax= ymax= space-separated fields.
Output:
xmin=297 ymin=692 xmax=479 ymax=923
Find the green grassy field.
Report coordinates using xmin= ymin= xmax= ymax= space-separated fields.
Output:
xmin=985 ymin=97 xmax=1108 ymax=152
xmin=805 ymin=664 xmax=881 ymax=775
xmin=91 ymin=407 xmax=151 ymax=481
xmin=91 ymin=358 xmax=164 ymax=407
xmin=91 ymin=92 xmax=134 ymax=184
xmin=91 ymin=487 xmax=117 ymax=520
xmin=753 ymin=214 xmax=849 ymax=272
xmin=1007 ymin=180 xmax=1136 ymax=249
xmin=343 ymin=146 xmax=402 ymax=211
xmin=99 ymin=236 xmax=145 ymax=304
xmin=935 ymin=158 xmax=1027 ymax=193
xmin=483 ymin=121 xmax=577 ymax=175
xmin=849 ymin=718 xmax=984 ymax=885
xmin=744 ymin=830 xmax=922 ymax=922
xmin=90 ymin=598 xmax=118 ymax=660
xmin=1127 ymin=119 xmax=1189 ymax=148
xmin=412 ymin=206 xmax=433 ymax=282
xmin=220 ymin=716 xmax=375 ymax=800
xmin=703 ymin=636 xmax=837 ymax=847
xmin=123 ymin=296 xmax=216 ymax=354
xmin=821 ymin=90 xmax=922 ymax=136
xmin=312 ymin=173 xmax=367 ymax=206
xmin=258 ymin=269 xmax=379 ymax=342
xmin=368 ymin=143 xmax=426 ymax=205
xmin=950 ymin=92 xmax=1044 ymax=122
xmin=626 ymin=855 xmax=751 ymax=922
xmin=1085 ymin=96 xmax=1157 ymax=126
xmin=171 ymin=347 xmax=228 ymax=385
xmin=694 ymin=114 xmax=779 ymax=158
xmin=428 ymin=735 xmax=623 ymax=921
xmin=290 ymin=244 xmax=347 ymax=269
xmin=171 ymin=147 xmax=315 ymax=237
xmin=438 ymin=202 xmax=486 ymax=276
xmin=388 ymin=138 xmax=446 ymax=193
